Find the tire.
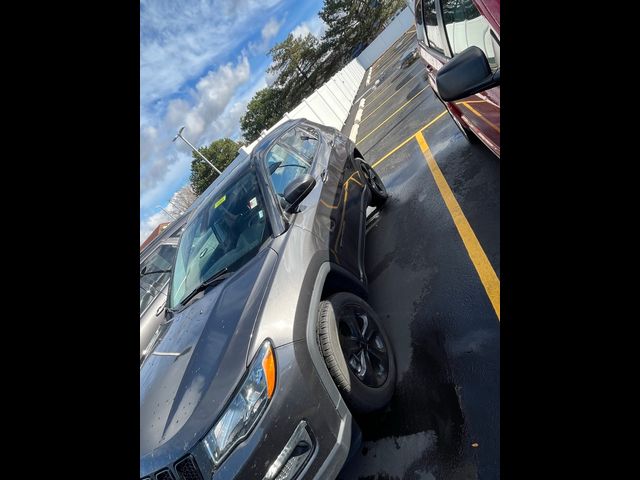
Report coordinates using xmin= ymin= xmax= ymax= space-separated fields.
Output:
xmin=317 ymin=292 xmax=396 ymax=413
xmin=357 ymin=158 xmax=388 ymax=208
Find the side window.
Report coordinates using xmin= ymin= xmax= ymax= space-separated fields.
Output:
xmin=264 ymin=128 xmax=313 ymax=196
xmin=140 ymin=243 xmax=176 ymax=314
xmin=441 ymin=0 xmax=497 ymax=68
xmin=422 ymin=0 xmax=445 ymax=54
xmin=279 ymin=125 xmax=319 ymax=162
xmin=415 ymin=0 xmax=427 ymax=46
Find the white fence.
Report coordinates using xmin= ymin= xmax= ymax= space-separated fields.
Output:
xmin=240 ymin=7 xmax=414 ymax=155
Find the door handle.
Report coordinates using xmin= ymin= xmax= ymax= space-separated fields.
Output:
xmin=321 ymin=168 xmax=329 ymax=182
xmin=156 ymin=303 xmax=166 ymax=316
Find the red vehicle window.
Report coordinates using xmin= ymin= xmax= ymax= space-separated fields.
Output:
xmin=422 ymin=0 xmax=446 ymax=54
xmin=441 ymin=0 xmax=498 ymax=68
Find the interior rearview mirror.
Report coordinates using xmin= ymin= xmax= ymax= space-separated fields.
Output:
xmin=435 ymin=46 xmax=500 ymax=102
xmin=283 ymin=174 xmax=316 ymax=213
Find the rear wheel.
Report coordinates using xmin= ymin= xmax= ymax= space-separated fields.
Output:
xmin=317 ymin=292 xmax=396 ymax=413
xmin=357 ymin=158 xmax=388 ymax=208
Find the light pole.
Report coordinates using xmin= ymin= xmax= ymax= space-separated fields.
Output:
xmin=156 ymin=205 xmax=177 ymax=221
xmin=172 ymin=126 xmax=222 ymax=175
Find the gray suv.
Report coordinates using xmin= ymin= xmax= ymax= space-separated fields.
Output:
xmin=140 ymin=119 xmax=396 ymax=480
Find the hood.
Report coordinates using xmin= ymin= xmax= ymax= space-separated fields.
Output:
xmin=140 ymin=246 xmax=278 ymax=475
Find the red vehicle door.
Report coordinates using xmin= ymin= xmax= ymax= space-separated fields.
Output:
xmin=416 ymin=0 xmax=500 ymax=157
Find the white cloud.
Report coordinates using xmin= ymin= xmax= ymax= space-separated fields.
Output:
xmin=291 ymin=15 xmax=326 ymax=39
xmin=249 ymin=16 xmax=284 ymax=54
xmin=262 ymin=17 xmax=283 ymax=42
xmin=140 ymin=0 xmax=284 ymax=109
xmin=140 ymin=55 xmax=251 ymax=195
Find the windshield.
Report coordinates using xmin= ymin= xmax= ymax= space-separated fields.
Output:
xmin=169 ymin=169 xmax=272 ymax=308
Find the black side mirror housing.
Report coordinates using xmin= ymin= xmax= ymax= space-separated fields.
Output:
xmin=435 ymin=46 xmax=500 ymax=102
xmin=283 ymin=174 xmax=316 ymax=213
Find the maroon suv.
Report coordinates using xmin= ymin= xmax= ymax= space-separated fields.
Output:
xmin=414 ymin=0 xmax=500 ymax=158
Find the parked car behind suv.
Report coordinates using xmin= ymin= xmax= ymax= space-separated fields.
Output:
xmin=140 ymin=119 xmax=396 ymax=480
xmin=414 ymin=0 xmax=500 ymax=157
xmin=140 ymin=215 xmax=187 ymax=360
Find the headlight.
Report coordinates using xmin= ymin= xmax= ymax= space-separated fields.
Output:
xmin=202 ymin=341 xmax=276 ymax=466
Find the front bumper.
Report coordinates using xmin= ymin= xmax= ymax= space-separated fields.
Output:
xmin=141 ymin=340 xmax=352 ymax=480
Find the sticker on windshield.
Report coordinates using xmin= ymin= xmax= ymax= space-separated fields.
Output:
xmin=214 ymin=195 xmax=226 ymax=208
xmin=258 ymin=210 xmax=264 ymax=219
xmin=248 ymin=197 xmax=258 ymax=209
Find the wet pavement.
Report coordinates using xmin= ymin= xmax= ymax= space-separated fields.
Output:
xmin=338 ymin=28 xmax=500 ymax=480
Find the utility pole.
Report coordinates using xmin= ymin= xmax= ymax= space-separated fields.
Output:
xmin=172 ymin=126 xmax=222 ymax=175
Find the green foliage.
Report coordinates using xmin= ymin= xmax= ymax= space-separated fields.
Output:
xmin=268 ymin=33 xmax=320 ymax=91
xmin=240 ymin=87 xmax=287 ymax=143
xmin=189 ymin=138 xmax=240 ymax=195
xmin=320 ymin=0 xmax=405 ymax=62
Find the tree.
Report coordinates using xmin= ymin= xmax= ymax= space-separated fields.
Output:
xmin=319 ymin=0 xmax=405 ymax=63
xmin=189 ymin=138 xmax=240 ymax=195
xmin=240 ymin=87 xmax=287 ymax=143
xmin=166 ymin=184 xmax=197 ymax=215
xmin=268 ymin=33 xmax=321 ymax=93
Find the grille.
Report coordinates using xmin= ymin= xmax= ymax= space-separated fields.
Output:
xmin=175 ymin=456 xmax=203 ymax=480
xmin=156 ymin=470 xmax=175 ymax=480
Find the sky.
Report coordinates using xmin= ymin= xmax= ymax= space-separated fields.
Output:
xmin=140 ymin=0 xmax=326 ymax=243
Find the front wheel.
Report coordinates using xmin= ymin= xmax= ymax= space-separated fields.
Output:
xmin=317 ymin=292 xmax=396 ymax=413
xmin=357 ymin=158 xmax=388 ymax=208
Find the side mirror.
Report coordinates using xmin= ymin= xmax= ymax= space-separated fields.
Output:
xmin=435 ymin=46 xmax=500 ymax=102
xmin=283 ymin=174 xmax=316 ymax=213
xmin=140 ymin=265 xmax=147 ymax=277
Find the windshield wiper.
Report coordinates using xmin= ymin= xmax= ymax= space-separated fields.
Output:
xmin=140 ymin=266 xmax=171 ymax=277
xmin=177 ymin=267 xmax=232 ymax=308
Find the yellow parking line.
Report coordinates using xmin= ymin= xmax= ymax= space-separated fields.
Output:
xmin=416 ymin=131 xmax=500 ymax=320
xmin=455 ymin=100 xmax=486 ymax=104
xmin=371 ymin=110 xmax=447 ymax=168
xmin=357 ymin=85 xmax=430 ymax=145
xmin=361 ymin=70 xmax=423 ymax=123
xmin=461 ymin=102 xmax=500 ymax=132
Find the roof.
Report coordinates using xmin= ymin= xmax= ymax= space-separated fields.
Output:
xmin=140 ymin=222 xmax=170 ymax=251
xmin=250 ymin=119 xmax=301 ymax=161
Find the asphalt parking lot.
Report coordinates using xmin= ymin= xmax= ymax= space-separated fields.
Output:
xmin=338 ymin=27 xmax=500 ymax=480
